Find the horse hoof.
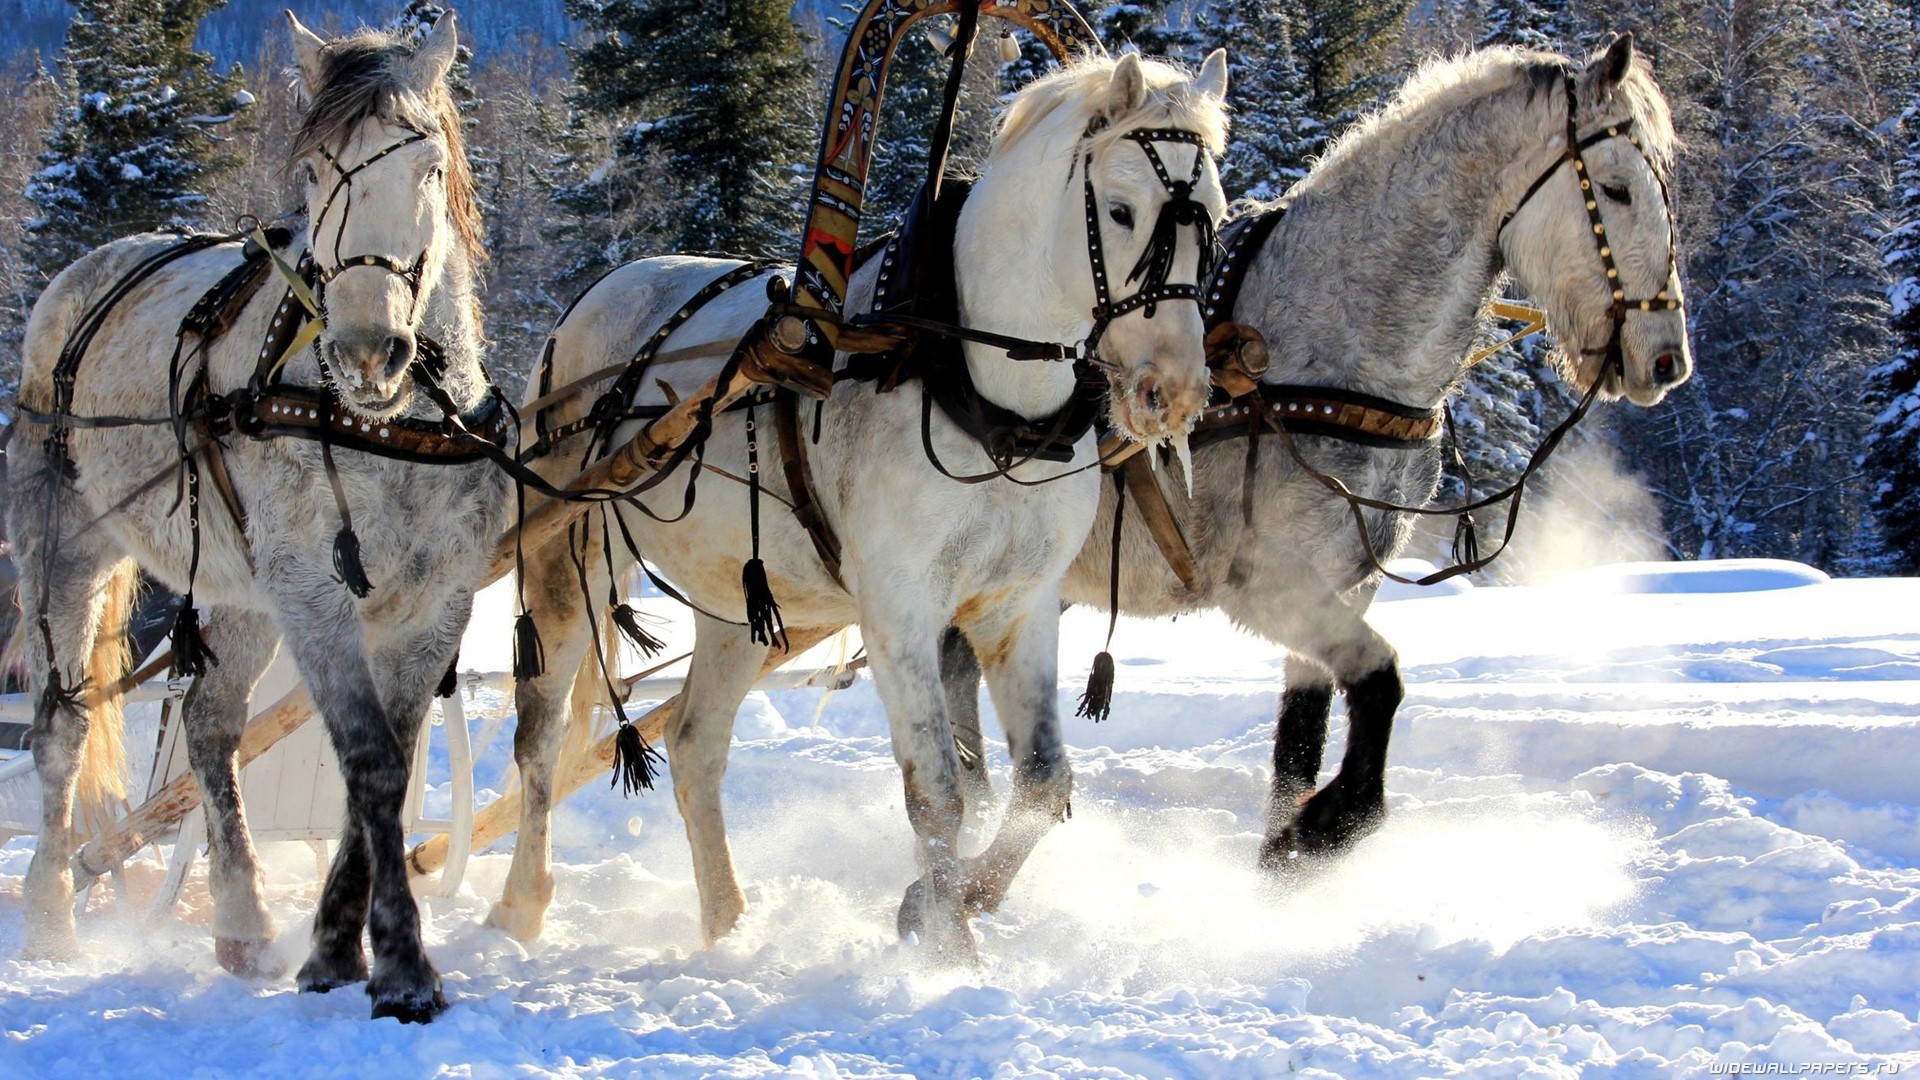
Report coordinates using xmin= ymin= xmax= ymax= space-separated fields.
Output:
xmin=216 ymin=937 xmax=287 ymax=980
xmin=896 ymin=878 xmax=928 ymax=940
xmin=368 ymin=986 xmax=448 ymax=1024
xmin=296 ymin=953 xmax=369 ymax=994
xmin=484 ymin=901 xmax=546 ymax=943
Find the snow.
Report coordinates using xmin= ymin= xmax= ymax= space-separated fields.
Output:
xmin=4 ymin=562 xmax=1920 ymax=1076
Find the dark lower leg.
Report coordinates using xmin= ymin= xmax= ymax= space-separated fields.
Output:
xmin=939 ymin=627 xmax=992 ymax=806
xmin=298 ymin=816 xmax=371 ymax=991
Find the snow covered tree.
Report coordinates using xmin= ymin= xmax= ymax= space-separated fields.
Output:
xmin=563 ymin=0 xmax=814 ymax=258
xmin=1096 ymin=0 xmax=1198 ymax=58
xmin=1290 ymin=0 xmax=1414 ymax=127
xmin=26 ymin=0 xmax=253 ymax=278
xmin=1195 ymin=0 xmax=1323 ymax=199
xmin=1475 ymin=0 xmax=1575 ymax=52
xmin=1865 ymin=110 xmax=1920 ymax=570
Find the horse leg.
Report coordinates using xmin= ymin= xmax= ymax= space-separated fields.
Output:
xmin=866 ymin=613 xmax=976 ymax=966
xmin=179 ymin=608 xmax=283 ymax=978
xmin=1267 ymin=654 xmax=1335 ymax=838
xmin=488 ymin=531 xmax=597 ymax=943
xmin=276 ymin=588 xmax=443 ymax=1021
xmin=947 ymin=592 xmax=1070 ymax=918
xmin=1240 ymin=595 xmax=1401 ymax=871
xmin=13 ymin=520 xmax=119 ymax=961
xmin=938 ymin=626 xmax=994 ymax=815
xmin=297 ymin=809 xmax=372 ymax=992
xmin=668 ymin=611 xmax=767 ymax=946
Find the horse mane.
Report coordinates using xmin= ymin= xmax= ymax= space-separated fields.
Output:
xmin=1304 ymin=44 xmax=1678 ymax=196
xmin=290 ymin=28 xmax=486 ymax=267
xmin=995 ymin=53 xmax=1230 ymax=159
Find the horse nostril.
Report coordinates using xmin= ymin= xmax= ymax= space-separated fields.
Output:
xmin=1653 ymin=352 xmax=1678 ymax=383
xmin=384 ymin=336 xmax=415 ymax=379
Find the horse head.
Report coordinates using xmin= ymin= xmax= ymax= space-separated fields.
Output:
xmin=1500 ymin=33 xmax=1691 ymax=406
xmin=287 ymin=12 xmax=480 ymax=421
xmin=969 ymin=50 xmax=1231 ymax=453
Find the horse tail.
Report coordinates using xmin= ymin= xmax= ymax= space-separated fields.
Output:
xmin=74 ymin=559 xmax=137 ymax=829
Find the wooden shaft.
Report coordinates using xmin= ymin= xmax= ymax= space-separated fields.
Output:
xmin=404 ymin=625 xmax=835 ymax=879
xmin=74 ymin=686 xmax=315 ymax=878
xmin=488 ymin=367 xmax=762 ymax=580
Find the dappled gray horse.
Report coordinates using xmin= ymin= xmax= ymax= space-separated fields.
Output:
xmin=8 ymin=15 xmax=503 ymax=1021
xmin=947 ymin=36 xmax=1693 ymax=868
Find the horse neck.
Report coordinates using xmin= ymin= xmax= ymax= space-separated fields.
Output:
xmin=1245 ymin=82 xmax=1558 ymax=407
xmin=418 ymin=244 xmax=488 ymax=411
xmin=952 ymin=161 xmax=1086 ymax=420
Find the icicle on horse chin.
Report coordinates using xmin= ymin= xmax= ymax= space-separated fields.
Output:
xmin=490 ymin=42 xmax=1230 ymax=968
xmin=8 ymin=12 xmax=507 ymax=1023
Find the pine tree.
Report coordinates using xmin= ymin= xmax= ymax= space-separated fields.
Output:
xmin=1865 ymin=99 xmax=1920 ymax=571
xmin=1096 ymin=0 xmax=1198 ymax=58
xmin=1289 ymin=0 xmax=1415 ymax=127
xmin=1195 ymin=0 xmax=1323 ymax=199
xmin=862 ymin=18 xmax=1003 ymax=230
xmin=1474 ymin=0 xmax=1574 ymax=52
xmin=563 ymin=0 xmax=814 ymax=258
xmin=26 ymin=0 xmax=252 ymax=278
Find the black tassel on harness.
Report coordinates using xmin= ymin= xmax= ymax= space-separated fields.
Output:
xmin=513 ymin=611 xmax=545 ymax=682
xmin=332 ymin=527 xmax=375 ymax=599
xmin=740 ymin=400 xmax=788 ymax=651
xmin=1077 ymin=471 xmax=1126 ymax=723
xmin=611 ymin=719 xmax=662 ymax=796
xmin=1076 ymin=651 xmax=1116 ymax=722
xmin=742 ymin=559 xmax=786 ymax=650
xmin=169 ymin=599 xmax=219 ymax=678
xmin=1452 ymin=512 xmax=1482 ymax=568
xmin=612 ymin=603 xmax=666 ymax=658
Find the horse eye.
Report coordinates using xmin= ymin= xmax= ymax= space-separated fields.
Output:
xmin=302 ymin=163 xmax=318 ymax=186
xmin=1600 ymin=183 xmax=1632 ymax=205
xmin=1108 ymin=204 xmax=1135 ymax=230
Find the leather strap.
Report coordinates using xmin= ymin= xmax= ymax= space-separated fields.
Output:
xmin=774 ymin=390 xmax=844 ymax=586
xmin=1117 ymin=452 xmax=1198 ymax=593
xmin=1189 ymin=383 xmax=1440 ymax=452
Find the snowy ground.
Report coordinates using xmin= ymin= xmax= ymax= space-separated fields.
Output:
xmin=3 ymin=560 xmax=1919 ymax=1077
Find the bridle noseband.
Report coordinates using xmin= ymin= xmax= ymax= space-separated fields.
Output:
xmin=1500 ymin=72 xmax=1681 ymax=379
xmin=1081 ymin=125 xmax=1219 ymax=359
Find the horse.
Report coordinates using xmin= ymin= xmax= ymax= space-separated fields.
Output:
xmin=943 ymin=36 xmax=1694 ymax=868
xmin=7 ymin=15 xmax=505 ymax=1022
xmin=495 ymin=51 xmax=1231 ymax=966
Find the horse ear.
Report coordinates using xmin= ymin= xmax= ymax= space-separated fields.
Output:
xmin=286 ymin=10 xmax=325 ymax=90
xmin=1195 ymin=48 xmax=1229 ymax=103
xmin=1585 ymin=32 xmax=1635 ymax=94
xmin=409 ymin=10 xmax=460 ymax=90
xmin=1102 ymin=52 xmax=1147 ymax=121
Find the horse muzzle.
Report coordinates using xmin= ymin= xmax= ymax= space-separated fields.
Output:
xmin=325 ymin=327 xmax=417 ymax=418
xmin=1106 ymin=361 xmax=1207 ymax=447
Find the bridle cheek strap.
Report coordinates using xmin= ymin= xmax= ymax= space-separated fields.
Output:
xmin=1500 ymin=73 xmax=1682 ymax=376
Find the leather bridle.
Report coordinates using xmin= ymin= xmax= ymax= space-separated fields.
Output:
xmin=1499 ymin=72 xmax=1681 ymax=383
xmin=305 ymin=129 xmax=437 ymax=333
xmin=1080 ymin=125 xmax=1218 ymax=360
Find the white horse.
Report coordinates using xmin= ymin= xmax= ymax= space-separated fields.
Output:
xmin=946 ymin=36 xmax=1694 ymax=867
xmin=8 ymin=16 xmax=504 ymax=1021
xmin=495 ymin=52 xmax=1230 ymax=964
